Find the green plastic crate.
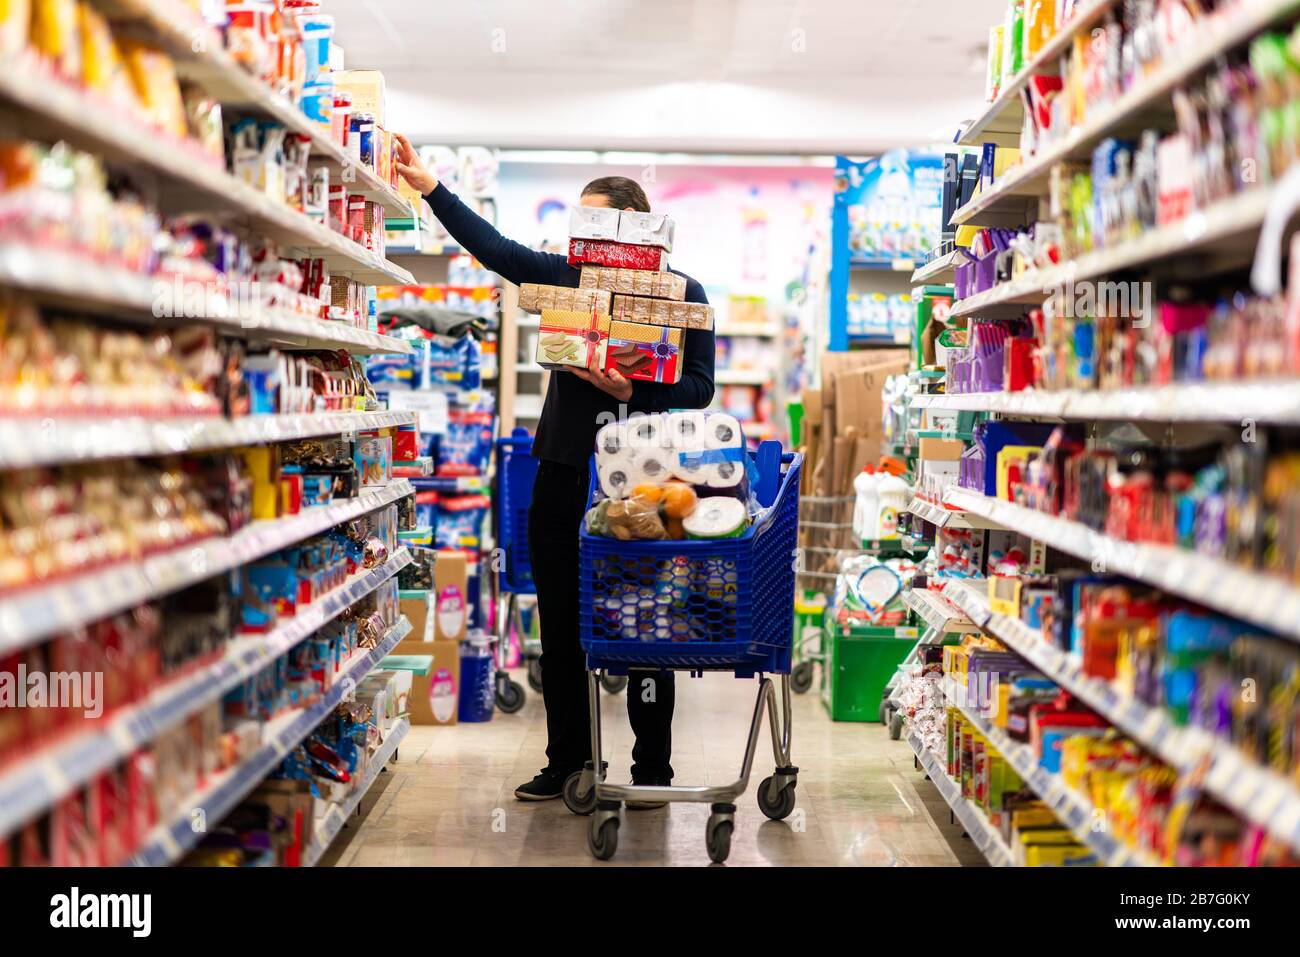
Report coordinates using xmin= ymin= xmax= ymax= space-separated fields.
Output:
xmin=821 ymin=624 xmax=917 ymax=722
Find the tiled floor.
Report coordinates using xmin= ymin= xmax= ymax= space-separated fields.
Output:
xmin=320 ymin=671 xmax=986 ymax=867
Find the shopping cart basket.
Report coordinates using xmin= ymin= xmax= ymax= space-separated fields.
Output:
xmin=564 ymin=440 xmax=802 ymax=863
xmin=490 ymin=428 xmax=538 ymax=712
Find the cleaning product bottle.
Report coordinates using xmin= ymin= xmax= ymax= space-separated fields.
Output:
xmin=876 ymin=468 xmax=910 ymax=541
xmin=853 ymin=466 xmax=880 ymax=542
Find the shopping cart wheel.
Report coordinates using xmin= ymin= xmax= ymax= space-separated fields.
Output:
xmin=705 ymin=804 xmax=735 ymax=864
xmin=527 ymin=657 xmax=543 ymax=693
xmin=588 ymin=805 xmax=620 ymax=861
xmin=600 ymin=671 xmax=628 ymax=694
xmin=756 ymin=775 xmax=797 ymax=821
xmin=888 ymin=710 xmax=904 ymax=741
xmin=790 ymin=661 xmax=815 ymax=695
xmin=563 ymin=770 xmax=597 ymax=816
xmin=495 ymin=675 xmax=526 ymax=714
xmin=878 ymin=698 xmax=890 ymax=724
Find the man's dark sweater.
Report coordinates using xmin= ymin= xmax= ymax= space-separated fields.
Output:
xmin=422 ymin=184 xmax=715 ymax=469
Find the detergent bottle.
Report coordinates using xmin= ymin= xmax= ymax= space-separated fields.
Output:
xmin=875 ymin=467 xmax=910 ymax=541
xmin=852 ymin=466 xmax=880 ymax=542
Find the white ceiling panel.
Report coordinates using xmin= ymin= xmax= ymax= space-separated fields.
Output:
xmin=326 ymin=0 xmax=1007 ymax=151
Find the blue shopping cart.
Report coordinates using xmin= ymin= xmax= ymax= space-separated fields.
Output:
xmin=563 ymin=440 xmax=803 ymax=863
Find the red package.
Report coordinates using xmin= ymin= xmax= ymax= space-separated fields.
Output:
xmin=567 ymin=238 xmax=667 ymax=271
xmin=347 ymin=194 xmax=367 ymax=245
xmin=52 ymin=791 xmax=97 ymax=867
xmin=127 ymin=751 xmax=158 ymax=849
xmin=393 ymin=424 xmax=419 ymax=461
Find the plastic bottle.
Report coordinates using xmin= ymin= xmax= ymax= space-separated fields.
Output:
xmin=876 ymin=471 xmax=910 ymax=540
xmin=853 ymin=466 xmax=881 ymax=541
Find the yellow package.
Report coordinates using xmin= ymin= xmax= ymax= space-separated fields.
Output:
xmin=120 ymin=39 xmax=188 ymax=138
xmin=78 ymin=3 xmax=133 ymax=108
xmin=1022 ymin=0 xmax=1056 ymax=62
xmin=31 ymin=0 xmax=80 ymax=80
xmin=0 ymin=0 xmax=31 ymax=58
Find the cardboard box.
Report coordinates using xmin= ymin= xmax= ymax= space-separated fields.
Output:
xmin=518 ymin=283 xmax=611 ymax=315
xmin=917 ymin=436 xmax=966 ymax=460
xmin=604 ymin=320 xmax=683 ymax=383
xmin=391 ymin=639 xmax=459 ymax=726
xmin=433 ymin=552 xmax=469 ymax=642
xmin=616 ymin=211 xmax=675 ymax=251
xmin=535 ymin=308 xmax=610 ymax=370
xmin=567 ymin=238 xmax=666 ymax=271
xmin=400 ymin=593 xmax=431 ymax=642
xmin=580 ymin=265 xmax=686 ymax=300
xmin=332 ymin=70 xmax=386 ymax=126
xmin=610 ymin=294 xmax=713 ymax=331
xmin=568 ymin=206 xmax=621 ymax=240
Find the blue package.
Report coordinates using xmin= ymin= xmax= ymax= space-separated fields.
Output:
xmin=366 ymin=351 xmax=419 ymax=390
xmin=437 ymin=410 xmax=494 ymax=477
xmin=436 ymin=494 xmax=491 ymax=550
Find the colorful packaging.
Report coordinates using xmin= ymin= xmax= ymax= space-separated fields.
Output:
xmin=354 ymin=434 xmax=392 ymax=487
xmin=535 ymin=308 xmax=610 ymax=369
xmin=604 ymin=320 xmax=683 ymax=383
xmin=517 ymin=283 xmax=611 ymax=315
xmin=580 ymin=265 xmax=687 ymax=301
xmin=435 ymin=495 xmax=490 ymax=551
xmin=436 ymin=410 xmax=493 ymax=477
xmin=610 ymin=294 xmax=713 ymax=331
xmin=567 ymin=238 xmax=667 ymax=271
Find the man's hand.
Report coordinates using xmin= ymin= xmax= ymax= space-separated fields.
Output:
xmin=394 ymin=133 xmax=437 ymax=195
xmin=569 ymin=351 xmax=633 ymax=402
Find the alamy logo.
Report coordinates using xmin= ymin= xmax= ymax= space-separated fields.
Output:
xmin=49 ymin=887 xmax=151 ymax=937
xmin=0 ymin=666 xmax=103 ymax=718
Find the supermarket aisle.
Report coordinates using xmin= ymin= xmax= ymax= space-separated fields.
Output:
xmin=320 ymin=673 xmax=984 ymax=867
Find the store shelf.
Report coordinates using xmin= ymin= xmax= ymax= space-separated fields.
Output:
xmin=304 ymin=718 xmax=409 ymax=866
xmin=906 ymin=496 xmax=1002 ymax=530
xmin=0 ymin=244 xmax=416 ymax=351
xmin=910 ymin=379 xmax=1300 ymax=424
xmin=950 ymin=186 xmax=1278 ymax=318
xmin=957 ymin=0 xmax=1117 ymax=148
xmin=0 ymin=549 xmax=412 ymax=840
xmin=910 ymin=250 xmax=969 ymax=284
xmin=950 ymin=0 xmax=1300 ymax=227
xmin=850 ymin=257 xmax=918 ymax=271
xmin=127 ymin=615 xmax=412 ymax=866
xmin=0 ymin=409 xmax=417 ymax=470
xmin=905 ymin=729 xmax=1014 ymax=867
xmin=0 ymin=58 xmax=414 ymax=285
xmin=941 ymin=673 xmax=1153 ymax=866
xmin=715 ymin=369 xmax=773 ymax=386
xmin=942 ymin=485 xmax=1300 ymax=643
xmin=101 ymin=0 xmax=412 ymax=217
xmin=903 ymin=587 xmax=978 ymax=635
xmin=942 ymin=580 xmax=1300 ymax=857
xmin=0 ymin=480 xmax=415 ymax=651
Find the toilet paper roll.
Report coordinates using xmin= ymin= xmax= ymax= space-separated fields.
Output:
xmin=624 ymin=413 xmax=664 ymax=451
xmin=703 ymin=413 xmax=743 ymax=449
xmin=633 ymin=448 xmax=674 ymax=485
xmin=682 ymin=496 xmax=748 ymax=538
xmin=594 ymin=421 xmax=627 ymax=464
xmin=671 ymin=452 xmax=710 ymax=484
xmin=598 ymin=449 xmax=640 ymax=499
xmin=705 ymin=457 xmax=745 ymax=489
xmin=665 ymin=411 xmax=707 ymax=450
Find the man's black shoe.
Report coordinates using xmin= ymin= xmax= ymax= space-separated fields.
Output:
xmin=514 ymin=770 xmax=566 ymax=801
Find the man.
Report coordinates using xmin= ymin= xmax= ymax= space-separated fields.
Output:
xmin=395 ymin=136 xmax=715 ymax=803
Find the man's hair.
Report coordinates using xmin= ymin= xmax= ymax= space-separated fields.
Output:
xmin=581 ymin=176 xmax=651 ymax=213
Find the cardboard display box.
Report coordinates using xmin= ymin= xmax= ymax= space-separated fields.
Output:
xmin=389 ymin=639 xmax=460 ymax=726
xmin=805 ymin=350 xmax=909 ymax=498
xmin=433 ymin=552 xmax=469 ymax=642
xmin=332 ymin=70 xmax=387 ymax=126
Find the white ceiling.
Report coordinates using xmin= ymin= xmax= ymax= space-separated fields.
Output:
xmin=327 ymin=0 xmax=1007 ymax=153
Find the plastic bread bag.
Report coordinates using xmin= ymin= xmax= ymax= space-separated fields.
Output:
xmin=604 ymin=495 xmax=666 ymax=541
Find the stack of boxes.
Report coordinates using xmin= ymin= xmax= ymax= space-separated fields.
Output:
xmin=517 ymin=208 xmax=714 ymax=383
